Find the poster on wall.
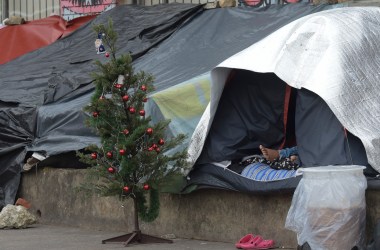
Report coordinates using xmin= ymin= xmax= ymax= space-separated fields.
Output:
xmin=60 ymin=0 xmax=116 ymax=20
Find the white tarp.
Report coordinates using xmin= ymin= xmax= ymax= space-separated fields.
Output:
xmin=187 ymin=6 xmax=380 ymax=173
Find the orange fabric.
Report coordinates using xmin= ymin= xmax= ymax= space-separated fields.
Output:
xmin=62 ymin=15 xmax=97 ymax=38
xmin=279 ymin=84 xmax=292 ymax=149
xmin=0 ymin=15 xmax=97 ymax=65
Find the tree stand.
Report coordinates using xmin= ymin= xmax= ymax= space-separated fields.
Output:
xmin=102 ymin=230 xmax=173 ymax=246
xmin=102 ymin=197 xmax=173 ymax=247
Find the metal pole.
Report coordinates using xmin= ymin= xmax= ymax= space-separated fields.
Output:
xmin=3 ymin=0 xmax=9 ymax=19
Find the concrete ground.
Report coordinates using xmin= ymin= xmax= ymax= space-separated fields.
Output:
xmin=0 ymin=224 xmax=238 ymax=250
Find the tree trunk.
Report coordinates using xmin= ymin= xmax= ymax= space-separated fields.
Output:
xmin=2 ymin=0 xmax=9 ymax=19
xmin=102 ymin=196 xmax=172 ymax=245
xmin=133 ymin=197 xmax=140 ymax=232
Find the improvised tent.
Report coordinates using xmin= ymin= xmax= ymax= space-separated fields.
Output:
xmin=0 ymin=2 xmax=343 ymax=207
xmin=186 ymin=6 xmax=380 ymax=193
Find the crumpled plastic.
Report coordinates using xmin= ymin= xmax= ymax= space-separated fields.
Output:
xmin=285 ymin=166 xmax=367 ymax=250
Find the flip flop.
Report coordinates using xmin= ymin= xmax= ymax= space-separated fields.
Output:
xmin=240 ymin=235 xmax=264 ymax=249
xmin=235 ymin=234 xmax=255 ymax=249
xmin=255 ymin=239 xmax=275 ymax=249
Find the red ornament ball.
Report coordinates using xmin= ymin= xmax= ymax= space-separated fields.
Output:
xmin=105 ymin=52 xmax=110 ymax=57
xmin=123 ymin=186 xmax=130 ymax=193
xmin=139 ymin=110 xmax=145 ymax=116
xmin=148 ymin=147 xmax=154 ymax=152
xmin=143 ymin=184 xmax=150 ymax=190
xmin=152 ymin=144 xmax=157 ymax=149
xmin=140 ymin=85 xmax=147 ymax=91
xmin=123 ymin=129 xmax=129 ymax=135
xmin=129 ymin=107 xmax=136 ymax=114
xmin=119 ymin=149 xmax=126 ymax=155
xmin=92 ymin=111 xmax=99 ymax=117
xmin=155 ymin=147 xmax=160 ymax=153
xmin=114 ymin=84 xmax=122 ymax=89
xmin=122 ymin=95 xmax=129 ymax=101
xmin=91 ymin=152 xmax=97 ymax=159
xmin=106 ymin=151 xmax=113 ymax=159
xmin=158 ymin=139 xmax=165 ymax=145
xmin=107 ymin=167 xmax=115 ymax=174
xmin=142 ymin=97 xmax=148 ymax=102
xmin=146 ymin=128 xmax=153 ymax=135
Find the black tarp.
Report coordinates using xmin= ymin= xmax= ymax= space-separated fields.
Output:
xmin=0 ymin=2 xmax=341 ymax=206
xmin=133 ymin=3 xmax=332 ymax=89
xmin=197 ymin=70 xmax=288 ymax=164
xmin=0 ymin=3 xmax=204 ymax=206
xmin=295 ymin=89 xmax=368 ymax=167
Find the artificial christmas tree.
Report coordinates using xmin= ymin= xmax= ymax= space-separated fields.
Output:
xmin=77 ymin=19 xmax=187 ymax=247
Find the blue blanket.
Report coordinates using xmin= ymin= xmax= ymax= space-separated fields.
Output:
xmin=241 ymin=162 xmax=298 ymax=182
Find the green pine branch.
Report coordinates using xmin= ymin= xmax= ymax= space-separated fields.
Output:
xmin=77 ymin=19 xmax=188 ymax=223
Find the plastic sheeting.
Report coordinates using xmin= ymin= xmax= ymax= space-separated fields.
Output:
xmin=147 ymin=73 xmax=211 ymax=138
xmin=133 ymin=3 xmax=331 ymax=91
xmin=285 ymin=166 xmax=367 ymax=249
xmin=188 ymin=6 xmax=380 ymax=174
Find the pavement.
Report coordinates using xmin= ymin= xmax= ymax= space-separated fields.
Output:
xmin=0 ymin=224 xmax=237 ymax=250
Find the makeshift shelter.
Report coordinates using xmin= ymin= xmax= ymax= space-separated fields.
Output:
xmin=0 ymin=2 xmax=361 ymax=207
xmin=186 ymin=6 xmax=380 ymax=193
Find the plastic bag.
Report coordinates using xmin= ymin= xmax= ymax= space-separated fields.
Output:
xmin=285 ymin=165 xmax=367 ymax=250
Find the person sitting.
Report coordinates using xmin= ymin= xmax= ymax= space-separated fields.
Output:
xmin=227 ymin=145 xmax=300 ymax=176
xmin=259 ymin=145 xmax=298 ymax=163
xmin=240 ymin=145 xmax=300 ymax=168
xmin=238 ymin=145 xmax=301 ymax=182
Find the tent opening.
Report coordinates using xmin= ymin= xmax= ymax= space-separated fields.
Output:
xmin=186 ymin=69 xmax=377 ymax=193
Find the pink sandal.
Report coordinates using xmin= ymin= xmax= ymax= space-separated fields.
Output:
xmin=255 ymin=239 xmax=275 ymax=249
xmin=235 ymin=234 xmax=255 ymax=249
xmin=240 ymin=235 xmax=264 ymax=249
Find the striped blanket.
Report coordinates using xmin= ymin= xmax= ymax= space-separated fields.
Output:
xmin=241 ymin=162 xmax=298 ymax=182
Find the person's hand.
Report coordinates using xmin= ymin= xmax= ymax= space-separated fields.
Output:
xmin=290 ymin=155 xmax=298 ymax=162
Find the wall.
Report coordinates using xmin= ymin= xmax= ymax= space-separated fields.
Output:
xmin=60 ymin=0 xmax=116 ymax=20
xmin=4 ymin=0 xmax=60 ymax=21
xmin=0 ymin=0 xmax=117 ymax=22
xmin=20 ymin=167 xmax=380 ymax=247
xmin=0 ymin=0 xmax=206 ymax=22
xmin=117 ymin=0 xmax=210 ymax=6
